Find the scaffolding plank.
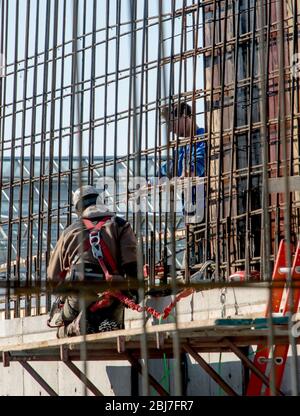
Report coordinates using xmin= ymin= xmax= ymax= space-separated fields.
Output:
xmin=0 ymin=320 xmax=291 ymax=355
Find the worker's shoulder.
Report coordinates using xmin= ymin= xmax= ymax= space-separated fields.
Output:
xmin=63 ymin=219 xmax=82 ymax=235
xmin=113 ymin=215 xmax=128 ymax=227
xmin=62 ymin=216 xmax=128 ymax=233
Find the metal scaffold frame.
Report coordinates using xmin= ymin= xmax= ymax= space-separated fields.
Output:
xmin=0 ymin=320 xmax=295 ymax=396
xmin=0 ymin=0 xmax=300 ymax=396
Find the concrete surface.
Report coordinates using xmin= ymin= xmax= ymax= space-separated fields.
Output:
xmin=0 ymin=287 xmax=299 ymax=396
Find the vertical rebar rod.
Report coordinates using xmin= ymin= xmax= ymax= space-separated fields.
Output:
xmin=152 ymin=1 xmax=164 ymax=282
xmin=258 ymin=0 xmax=275 ymax=396
xmin=6 ymin=0 xmax=19 ymax=319
xmin=0 ymin=0 xmax=5 ymax=248
xmin=103 ymin=0 xmax=110 ymax=180
xmin=161 ymin=0 xmax=184 ymax=396
xmin=172 ymin=0 xmax=189 ymax=396
xmin=45 ymin=0 xmax=59 ymax=315
xmin=290 ymin=0 xmax=298 ymax=180
xmin=215 ymin=0 xmax=229 ymax=280
xmin=16 ymin=0 xmax=31 ymax=317
xmin=79 ymin=0 xmax=87 ymax=188
xmin=162 ymin=0 xmax=175 ymax=287
xmin=125 ymin=0 xmax=133 ymax=222
xmin=56 ymin=0 xmax=67 ymax=246
xmin=129 ymin=0 xmax=150 ymax=396
xmin=88 ymin=0 xmax=97 ymax=185
xmin=0 ymin=0 xmax=4 ymax=271
xmin=294 ymin=0 xmax=300 ymax=183
xmin=244 ymin=0 xmax=257 ymax=280
xmin=26 ymin=0 xmax=40 ymax=316
xmin=276 ymin=0 xmax=299 ymax=396
xmin=227 ymin=0 xmax=241 ymax=279
xmin=186 ymin=0 xmax=200 ymax=280
xmin=204 ymin=0 xmax=217 ymax=268
xmin=37 ymin=0 xmax=51 ymax=315
xmin=0 ymin=0 xmax=8 ymax=315
xmin=113 ymin=0 xmax=121 ymax=192
xmin=156 ymin=1 xmax=163 ymax=272
xmin=71 ymin=0 xmax=87 ymax=397
xmin=144 ymin=0 xmax=149 ymax=264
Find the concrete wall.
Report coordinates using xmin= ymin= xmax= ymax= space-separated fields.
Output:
xmin=0 ymin=287 xmax=299 ymax=396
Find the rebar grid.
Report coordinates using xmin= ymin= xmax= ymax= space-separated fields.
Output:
xmin=0 ymin=0 xmax=300 ymax=396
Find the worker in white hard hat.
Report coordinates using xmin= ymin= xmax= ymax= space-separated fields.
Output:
xmin=47 ymin=185 xmax=138 ymax=338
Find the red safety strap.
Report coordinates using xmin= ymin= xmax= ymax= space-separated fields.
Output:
xmin=90 ymin=287 xmax=194 ymax=319
xmin=82 ymin=217 xmax=118 ymax=281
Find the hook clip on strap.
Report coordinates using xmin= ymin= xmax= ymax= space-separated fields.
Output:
xmin=89 ymin=229 xmax=112 ymax=281
xmin=89 ymin=230 xmax=103 ymax=259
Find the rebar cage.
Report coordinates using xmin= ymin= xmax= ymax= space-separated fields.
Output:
xmin=0 ymin=0 xmax=300 ymax=395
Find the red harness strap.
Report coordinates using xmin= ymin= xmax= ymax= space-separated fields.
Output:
xmin=82 ymin=217 xmax=117 ymax=281
xmin=82 ymin=216 xmax=121 ymax=313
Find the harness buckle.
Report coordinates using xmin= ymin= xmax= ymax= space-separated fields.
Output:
xmin=89 ymin=231 xmax=103 ymax=259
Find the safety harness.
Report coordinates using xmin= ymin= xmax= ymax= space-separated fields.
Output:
xmin=84 ymin=216 xmax=194 ymax=319
xmin=83 ymin=217 xmax=117 ymax=282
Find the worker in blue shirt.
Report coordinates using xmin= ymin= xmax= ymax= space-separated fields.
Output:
xmin=160 ymin=102 xmax=205 ymax=220
xmin=160 ymin=102 xmax=205 ymax=178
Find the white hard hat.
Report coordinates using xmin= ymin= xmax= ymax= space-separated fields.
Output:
xmin=73 ymin=185 xmax=99 ymax=212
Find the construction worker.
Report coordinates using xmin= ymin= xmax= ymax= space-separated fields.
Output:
xmin=47 ymin=185 xmax=138 ymax=338
xmin=160 ymin=101 xmax=205 ymax=178
xmin=160 ymin=101 xmax=206 ymax=268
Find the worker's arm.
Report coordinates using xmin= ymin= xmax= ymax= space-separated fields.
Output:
xmin=121 ymin=262 xmax=139 ymax=303
xmin=161 ymin=104 xmax=196 ymax=138
xmin=47 ymin=232 xmax=68 ymax=282
xmin=119 ymin=221 xmax=137 ymax=266
xmin=118 ymin=221 xmax=139 ymax=301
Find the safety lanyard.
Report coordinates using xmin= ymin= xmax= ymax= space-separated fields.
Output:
xmin=83 ymin=218 xmax=195 ymax=320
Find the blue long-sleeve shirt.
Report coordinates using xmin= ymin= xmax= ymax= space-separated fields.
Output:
xmin=160 ymin=127 xmax=205 ymax=177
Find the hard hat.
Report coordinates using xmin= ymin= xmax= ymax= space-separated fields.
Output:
xmin=73 ymin=185 xmax=99 ymax=212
